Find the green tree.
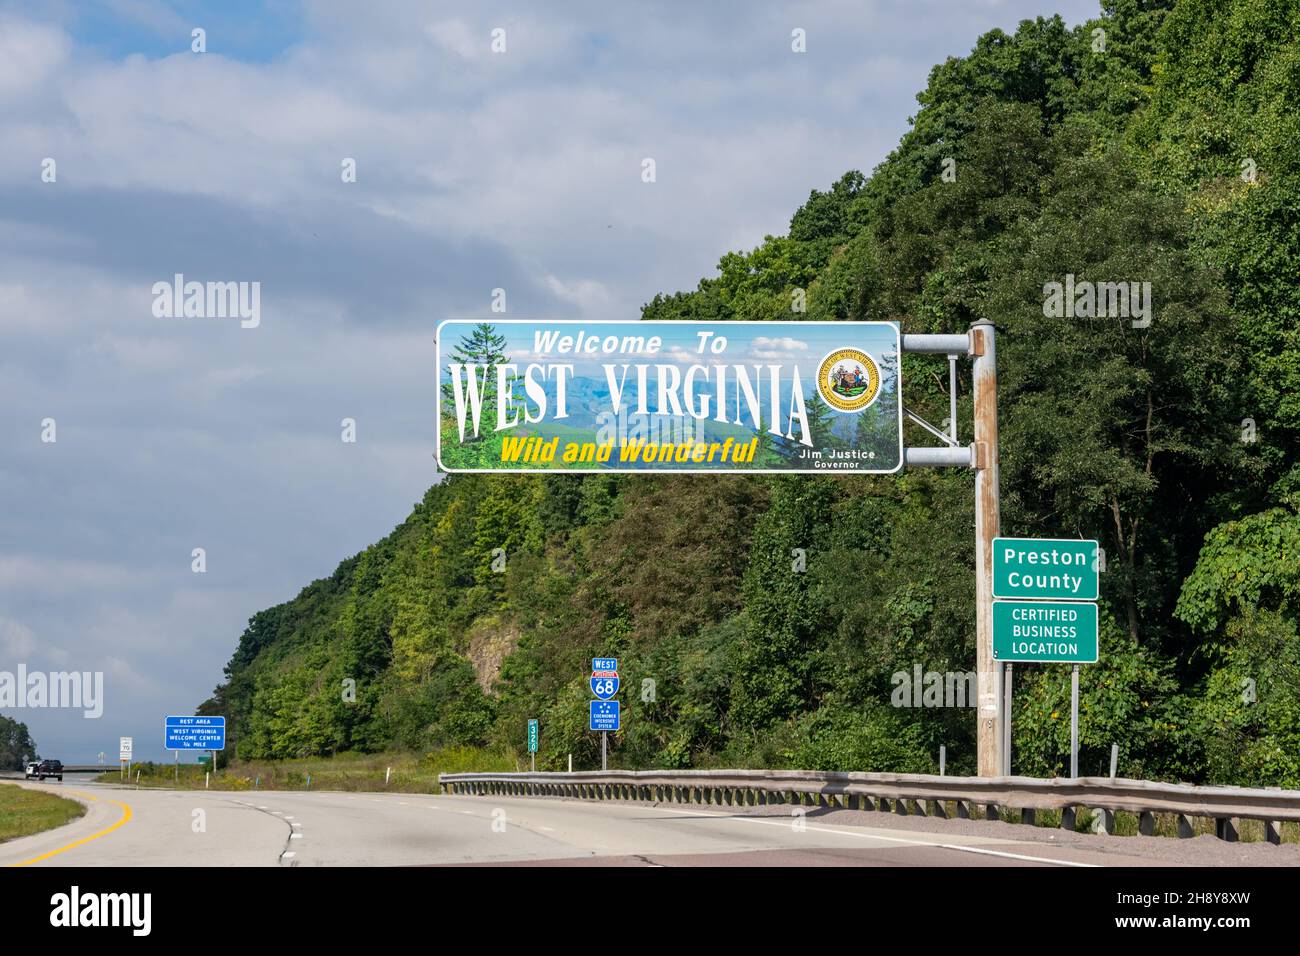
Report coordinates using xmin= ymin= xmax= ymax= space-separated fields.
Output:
xmin=0 ymin=715 xmax=38 ymax=770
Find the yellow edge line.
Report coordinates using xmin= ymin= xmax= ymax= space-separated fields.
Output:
xmin=9 ymin=791 xmax=133 ymax=866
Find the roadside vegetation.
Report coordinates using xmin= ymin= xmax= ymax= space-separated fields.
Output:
xmin=0 ymin=783 xmax=85 ymax=843
xmin=95 ymin=747 xmax=514 ymax=792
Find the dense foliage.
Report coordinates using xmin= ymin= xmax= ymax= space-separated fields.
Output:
xmin=203 ymin=0 xmax=1300 ymax=785
xmin=0 ymin=715 xmax=38 ymax=771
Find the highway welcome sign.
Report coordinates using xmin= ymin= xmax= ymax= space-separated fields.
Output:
xmin=436 ymin=320 xmax=902 ymax=473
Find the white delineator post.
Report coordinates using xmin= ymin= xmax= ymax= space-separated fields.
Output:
xmin=1071 ymin=665 xmax=1080 ymax=778
xmin=970 ymin=319 xmax=1002 ymax=777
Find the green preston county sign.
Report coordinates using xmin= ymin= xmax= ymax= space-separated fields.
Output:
xmin=993 ymin=600 xmax=1098 ymax=663
xmin=992 ymin=537 xmax=1099 ymax=601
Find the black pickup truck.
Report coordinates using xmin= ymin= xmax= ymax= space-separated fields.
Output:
xmin=28 ymin=759 xmax=63 ymax=781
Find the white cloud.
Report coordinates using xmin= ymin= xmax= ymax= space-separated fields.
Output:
xmin=752 ymin=336 xmax=809 ymax=351
xmin=0 ymin=17 xmax=69 ymax=102
xmin=0 ymin=616 xmax=37 ymax=658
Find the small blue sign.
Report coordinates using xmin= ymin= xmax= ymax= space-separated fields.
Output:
xmin=592 ymin=658 xmax=617 ymax=672
xmin=165 ymin=715 xmax=226 ymax=751
xmin=590 ymin=675 xmax=620 ymax=700
xmin=589 ymin=700 xmax=620 ymax=732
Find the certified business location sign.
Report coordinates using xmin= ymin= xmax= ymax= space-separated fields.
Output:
xmin=993 ymin=600 xmax=1098 ymax=663
xmin=165 ymin=715 xmax=226 ymax=751
xmin=436 ymin=320 xmax=902 ymax=474
xmin=993 ymin=537 xmax=1099 ymax=601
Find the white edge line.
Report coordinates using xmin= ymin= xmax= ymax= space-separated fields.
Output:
xmin=645 ymin=805 xmax=1098 ymax=868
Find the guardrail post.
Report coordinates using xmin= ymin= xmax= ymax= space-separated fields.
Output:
xmin=1060 ymin=806 xmax=1076 ymax=830
xmin=1265 ymin=820 xmax=1282 ymax=846
xmin=1215 ymin=817 xmax=1239 ymax=842
xmin=894 ymin=798 xmax=909 ymax=817
xmin=1020 ymin=808 xmax=1035 ymax=826
xmin=956 ymin=800 xmax=970 ymax=819
xmin=1177 ymin=814 xmax=1194 ymax=838
xmin=1092 ymin=808 xmax=1115 ymax=835
xmin=984 ymin=803 xmax=1000 ymax=822
xmin=1138 ymin=811 xmax=1155 ymax=836
xmin=930 ymin=800 xmax=947 ymax=819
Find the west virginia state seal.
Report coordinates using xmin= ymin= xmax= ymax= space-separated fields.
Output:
xmin=817 ymin=348 xmax=881 ymax=412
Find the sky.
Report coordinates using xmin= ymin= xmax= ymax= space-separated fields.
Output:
xmin=0 ymin=0 xmax=1101 ymax=762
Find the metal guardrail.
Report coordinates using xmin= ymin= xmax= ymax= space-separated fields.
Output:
xmin=438 ymin=769 xmax=1300 ymax=844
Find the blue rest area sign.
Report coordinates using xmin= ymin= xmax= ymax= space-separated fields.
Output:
xmin=165 ymin=715 xmax=226 ymax=751
xmin=589 ymin=700 xmax=620 ymax=732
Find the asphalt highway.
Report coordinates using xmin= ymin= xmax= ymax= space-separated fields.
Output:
xmin=0 ymin=780 xmax=1172 ymax=867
